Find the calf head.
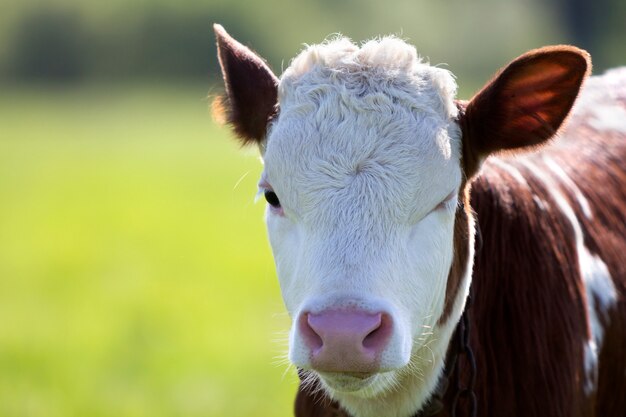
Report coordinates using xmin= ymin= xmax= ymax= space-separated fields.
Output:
xmin=213 ymin=24 xmax=589 ymax=417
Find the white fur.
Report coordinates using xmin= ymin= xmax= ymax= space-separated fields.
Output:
xmin=260 ymin=37 xmax=470 ymax=417
xmin=571 ymin=68 xmax=626 ymax=133
xmin=589 ymin=104 xmax=626 ymax=133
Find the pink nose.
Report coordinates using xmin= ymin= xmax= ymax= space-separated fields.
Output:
xmin=299 ymin=309 xmax=392 ymax=373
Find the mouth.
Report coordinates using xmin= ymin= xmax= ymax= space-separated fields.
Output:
xmin=317 ymin=371 xmax=378 ymax=393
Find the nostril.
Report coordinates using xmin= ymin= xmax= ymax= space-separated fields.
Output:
xmin=362 ymin=313 xmax=392 ymax=350
xmin=300 ymin=313 xmax=323 ymax=351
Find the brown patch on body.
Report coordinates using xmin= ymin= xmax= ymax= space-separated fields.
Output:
xmin=463 ymin=157 xmax=590 ymax=417
xmin=545 ymin=120 xmax=626 ymax=416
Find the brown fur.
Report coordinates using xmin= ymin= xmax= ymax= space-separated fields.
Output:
xmin=461 ymin=163 xmax=590 ymax=417
xmin=439 ymin=187 xmax=472 ymax=325
xmin=213 ymin=24 xmax=278 ymax=145
xmin=449 ymin=112 xmax=626 ymax=416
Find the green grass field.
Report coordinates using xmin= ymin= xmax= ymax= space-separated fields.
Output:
xmin=0 ymin=85 xmax=296 ymax=417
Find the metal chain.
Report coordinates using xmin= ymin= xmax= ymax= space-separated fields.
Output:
xmin=450 ymin=211 xmax=482 ymax=417
xmin=451 ymin=294 xmax=477 ymax=417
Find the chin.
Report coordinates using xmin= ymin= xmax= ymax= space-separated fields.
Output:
xmin=318 ymin=370 xmax=396 ymax=398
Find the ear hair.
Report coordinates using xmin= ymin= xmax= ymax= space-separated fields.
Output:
xmin=461 ymin=45 xmax=591 ymax=176
xmin=213 ymin=24 xmax=279 ymax=146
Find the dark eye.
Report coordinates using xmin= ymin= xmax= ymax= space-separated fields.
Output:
xmin=264 ymin=190 xmax=281 ymax=208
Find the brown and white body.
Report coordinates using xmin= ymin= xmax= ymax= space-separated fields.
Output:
xmin=213 ymin=25 xmax=626 ymax=417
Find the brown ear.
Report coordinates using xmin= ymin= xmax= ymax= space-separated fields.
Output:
xmin=213 ymin=24 xmax=279 ymax=146
xmin=462 ymin=45 xmax=591 ymax=171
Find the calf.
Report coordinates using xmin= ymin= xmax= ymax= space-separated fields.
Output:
xmin=213 ymin=24 xmax=626 ymax=417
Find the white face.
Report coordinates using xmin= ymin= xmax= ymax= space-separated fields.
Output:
xmin=260 ymin=38 xmax=465 ymax=399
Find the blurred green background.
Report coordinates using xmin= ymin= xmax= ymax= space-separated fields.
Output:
xmin=0 ymin=1 xmax=624 ymax=416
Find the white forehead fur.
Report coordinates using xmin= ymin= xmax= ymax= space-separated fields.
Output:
xmin=281 ymin=36 xmax=458 ymax=121
xmin=266 ymin=36 xmax=462 ymax=226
